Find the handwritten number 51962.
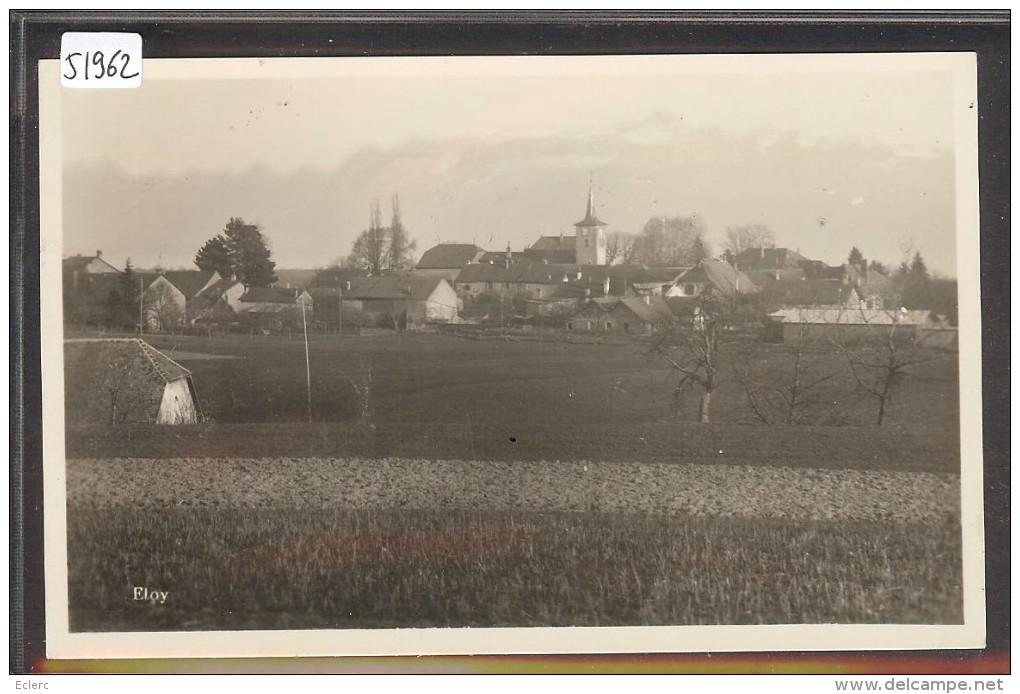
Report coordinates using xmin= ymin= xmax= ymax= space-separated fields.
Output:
xmin=63 ymin=50 xmax=139 ymax=81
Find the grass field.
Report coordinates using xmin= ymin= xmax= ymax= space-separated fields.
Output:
xmin=108 ymin=331 xmax=958 ymax=430
xmin=67 ymin=507 xmax=962 ymax=631
xmin=63 ymin=330 xmax=964 ymax=632
xmin=66 ymin=331 xmax=961 ymax=471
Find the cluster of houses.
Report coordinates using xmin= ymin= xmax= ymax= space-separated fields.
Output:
xmin=63 ymin=186 xmax=953 ymax=344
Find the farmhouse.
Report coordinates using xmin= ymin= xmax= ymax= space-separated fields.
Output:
xmin=341 ymin=276 xmax=458 ymax=328
xmin=235 ymin=286 xmax=314 ymax=331
xmin=64 ymin=338 xmax=201 ymax=425
xmin=565 ymin=295 xmax=676 ymax=335
xmin=63 ymin=250 xmax=121 ymax=287
xmin=187 ymin=277 xmax=246 ymax=325
xmin=667 ymin=259 xmax=759 ymax=298
xmin=139 ymin=270 xmax=221 ymax=332
xmin=766 ymin=307 xmax=946 ymax=345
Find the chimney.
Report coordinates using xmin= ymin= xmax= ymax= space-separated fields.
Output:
xmin=96 ymin=250 xmax=102 ymax=258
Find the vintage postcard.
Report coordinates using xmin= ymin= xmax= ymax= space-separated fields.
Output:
xmin=39 ymin=52 xmax=984 ymax=659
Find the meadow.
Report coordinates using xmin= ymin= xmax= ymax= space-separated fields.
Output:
xmin=67 ymin=507 xmax=962 ymax=632
xmin=63 ymin=330 xmax=964 ymax=632
xmin=67 ymin=331 xmax=961 ymax=470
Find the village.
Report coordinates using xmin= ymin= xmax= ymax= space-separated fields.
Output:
xmin=60 ymin=185 xmax=959 ymax=431
xmin=46 ymin=50 xmax=976 ymax=640
xmin=63 ymin=186 xmax=958 ymax=342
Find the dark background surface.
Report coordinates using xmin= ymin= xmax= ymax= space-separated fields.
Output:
xmin=10 ymin=11 xmax=1009 ymax=674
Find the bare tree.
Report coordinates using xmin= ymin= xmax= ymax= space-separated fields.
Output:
xmin=100 ymin=358 xmax=155 ymax=426
xmin=738 ymin=326 xmax=844 ymax=426
xmin=830 ymin=312 xmax=947 ymax=426
xmin=604 ymin=231 xmax=638 ymax=265
xmin=650 ymin=289 xmax=725 ymax=423
xmin=724 ymin=223 xmax=776 ymax=256
xmin=144 ymin=282 xmax=185 ymax=333
xmin=633 ymin=215 xmax=711 ymax=267
xmin=350 ymin=200 xmax=390 ymax=274
xmin=387 ymin=193 xmax=417 ymax=270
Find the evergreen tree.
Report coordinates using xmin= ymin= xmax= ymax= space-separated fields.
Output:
xmin=900 ymin=251 xmax=932 ymax=309
xmin=221 ymin=217 xmax=277 ymax=287
xmin=114 ymin=258 xmax=142 ymax=330
xmin=194 ymin=235 xmax=232 ymax=278
xmin=848 ymin=246 xmax=864 ymax=265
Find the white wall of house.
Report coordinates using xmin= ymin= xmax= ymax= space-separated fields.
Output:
xmin=156 ymin=378 xmax=199 ymax=425
xmin=221 ymin=282 xmax=246 ymax=310
xmin=664 ymin=281 xmax=710 ymax=298
xmin=143 ymin=277 xmax=187 ymax=331
xmin=425 ymin=281 xmax=460 ymax=322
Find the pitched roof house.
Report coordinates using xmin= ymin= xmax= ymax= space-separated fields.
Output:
xmin=414 ymin=244 xmax=487 ymax=279
xmin=668 ymin=259 xmax=759 ymax=298
xmin=64 ymin=338 xmax=201 ymax=425
xmin=63 ymin=250 xmax=121 ymax=275
xmin=565 ymin=295 xmax=676 ymax=335
xmin=341 ymin=276 xmax=458 ymax=327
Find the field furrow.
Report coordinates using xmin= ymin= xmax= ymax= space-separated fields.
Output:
xmin=67 ymin=457 xmax=959 ymax=523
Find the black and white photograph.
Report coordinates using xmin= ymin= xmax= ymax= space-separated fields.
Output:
xmin=39 ymin=51 xmax=985 ymax=659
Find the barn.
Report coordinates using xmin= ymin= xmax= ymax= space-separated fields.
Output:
xmin=64 ymin=339 xmax=202 ymax=425
xmin=341 ymin=276 xmax=458 ymax=328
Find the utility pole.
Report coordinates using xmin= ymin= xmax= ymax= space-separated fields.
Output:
xmin=301 ymin=300 xmax=312 ymax=423
xmin=337 ymin=285 xmax=343 ymax=337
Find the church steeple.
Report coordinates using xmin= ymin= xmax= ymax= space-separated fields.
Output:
xmin=574 ymin=174 xmax=608 ymax=229
xmin=573 ymin=174 xmax=607 ymax=264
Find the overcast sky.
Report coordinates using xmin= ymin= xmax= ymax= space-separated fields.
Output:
xmin=57 ymin=55 xmax=967 ymax=276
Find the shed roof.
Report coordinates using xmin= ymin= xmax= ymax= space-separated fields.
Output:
xmin=64 ymin=338 xmax=192 ymax=383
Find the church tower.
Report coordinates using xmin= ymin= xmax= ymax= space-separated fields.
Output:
xmin=573 ymin=179 xmax=607 ymax=265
